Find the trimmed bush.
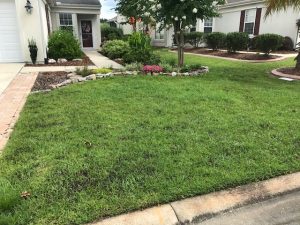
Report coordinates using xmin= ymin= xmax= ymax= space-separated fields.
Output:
xmin=48 ymin=30 xmax=82 ymax=61
xmin=205 ymin=32 xmax=226 ymax=50
xmin=184 ymin=32 xmax=204 ymax=48
xmin=101 ymin=40 xmax=129 ymax=59
xmin=255 ymin=34 xmax=284 ymax=55
xmin=226 ymin=32 xmax=249 ymax=53
xmin=280 ymin=36 xmax=294 ymax=51
xmin=101 ymin=23 xmax=124 ymax=41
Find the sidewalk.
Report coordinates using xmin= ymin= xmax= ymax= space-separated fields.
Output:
xmin=84 ymin=50 xmax=124 ymax=69
xmin=0 ymin=63 xmax=24 ymax=95
xmin=0 ymin=72 xmax=38 ymax=151
xmin=89 ymin=172 xmax=300 ymax=225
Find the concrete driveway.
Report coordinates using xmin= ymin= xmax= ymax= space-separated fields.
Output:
xmin=192 ymin=190 xmax=300 ymax=225
xmin=0 ymin=63 xmax=24 ymax=95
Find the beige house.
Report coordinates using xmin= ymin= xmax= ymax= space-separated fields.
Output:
xmin=0 ymin=0 xmax=101 ymax=63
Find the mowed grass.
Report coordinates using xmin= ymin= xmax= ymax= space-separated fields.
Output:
xmin=0 ymin=50 xmax=300 ymax=224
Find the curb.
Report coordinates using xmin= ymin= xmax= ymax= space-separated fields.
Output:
xmin=272 ymin=68 xmax=300 ymax=80
xmin=89 ymin=172 xmax=300 ymax=225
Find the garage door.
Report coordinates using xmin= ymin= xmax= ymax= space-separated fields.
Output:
xmin=0 ymin=0 xmax=23 ymax=62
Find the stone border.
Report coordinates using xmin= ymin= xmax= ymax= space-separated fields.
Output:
xmin=271 ymin=68 xmax=300 ymax=80
xmin=88 ymin=172 xmax=300 ymax=225
xmin=32 ymin=68 xmax=209 ymax=93
xmin=171 ymin=51 xmax=290 ymax=63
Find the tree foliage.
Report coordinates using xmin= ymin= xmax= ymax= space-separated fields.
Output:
xmin=115 ymin=0 xmax=225 ymax=66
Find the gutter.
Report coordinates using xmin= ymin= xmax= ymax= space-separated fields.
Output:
xmin=219 ymin=0 xmax=264 ymax=9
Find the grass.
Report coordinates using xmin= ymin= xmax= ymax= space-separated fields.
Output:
xmin=0 ymin=50 xmax=300 ymax=224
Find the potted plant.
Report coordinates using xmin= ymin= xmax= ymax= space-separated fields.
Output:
xmin=28 ymin=38 xmax=38 ymax=64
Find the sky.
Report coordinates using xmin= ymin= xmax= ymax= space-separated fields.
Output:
xmin=100 ymin=0 xmax=117 ymax=19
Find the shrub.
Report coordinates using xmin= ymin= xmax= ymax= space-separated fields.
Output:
xmin=184 ymin=32 xmax=204 ymax=48
xmin=75 ymin=66 xmax=94 ymax=77
xmin=255 ymin=34 xmax=284 ymax=55
xmin=0 ymin=178 xmax=19 ymax=212
xmin=101 ymin=23 xmax=123 ymax=41
xmin=123 ymin=32 xmax=154 ymax=64
xmin=101 ymin=40 xmax=129 ymax=59
xmin=143 ymin=65 xmax=163 ymax=74
xmin=92 ymin=68 xmax=113 ymax=74
xmin=159 ymin=62 xmax=174 ymax=72
xmin=226 ymin=32 xmax=249 ymax=53
xmin=180 ymin=63 xmax=202 ymax=72
xmin=125 ymin=62 xmax=143 ymax=71
xmin=48 ymin=30 xmax=82 ymax=61
xmin=280 ymin=36 xmax=294 ymax=51
xmin=205 ymin=32 xmax=226 ymax=50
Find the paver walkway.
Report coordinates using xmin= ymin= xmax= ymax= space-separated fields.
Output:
xmin=84 ymin=50 xmax=124 ymax=69
xmin=0 ymin=72 xmax=38 ymax=151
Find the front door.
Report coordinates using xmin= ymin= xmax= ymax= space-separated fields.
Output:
xmin=81 ymin=20 xmax=93 ymax=48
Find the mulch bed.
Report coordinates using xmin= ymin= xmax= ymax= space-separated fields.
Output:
xmin=26 ymin=54 xmax=94 ymax=67
xmin=32 ymin=72 xmax=69 ymax=91
xmin=277 ymin=67 xmax=300 ymax=76
xmin=184 ymin=48 xmax=280 ymax=60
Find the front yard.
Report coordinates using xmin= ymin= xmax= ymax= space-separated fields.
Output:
xmin=1 ymin=51 xmax=300 ymax=225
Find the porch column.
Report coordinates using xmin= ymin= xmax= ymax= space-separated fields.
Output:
xmin=72 ymin=14 xmax=79 ymax=39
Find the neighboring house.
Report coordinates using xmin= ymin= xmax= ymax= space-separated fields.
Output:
xmin=0 ymin=0 xmax=101 ymax=63
xmin=108 ymin=15 xmax=138 ymax=35
xmin=152 ymin=0 xmax=300 ymax=48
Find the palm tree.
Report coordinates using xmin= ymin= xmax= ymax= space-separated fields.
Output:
xmin=265 ymin=0 xmax=300 ymax=70
xmin=265 ymin=0 xmax=300 ymax=16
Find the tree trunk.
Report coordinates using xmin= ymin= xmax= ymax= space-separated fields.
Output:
xmin=177 ymin=30 xmax=184 ymax=68
xmin=295 ymin=52 xmax=300 ymax=70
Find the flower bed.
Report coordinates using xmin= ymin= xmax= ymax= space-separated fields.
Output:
xmin=272 ymin=67 xmax=300 ymax=80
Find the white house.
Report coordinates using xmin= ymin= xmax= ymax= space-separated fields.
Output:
xmin=0 ymin=0 xmax=101 ymax=63
xmin=150 ymin=0 xmax=300 ymax=48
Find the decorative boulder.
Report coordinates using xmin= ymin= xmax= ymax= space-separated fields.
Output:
xmin=48 ymin=59 xmax=56 ymax=64
xmin=57 ymin=58 xmax=68 ymax=63
xmin=73 ymin=58 xmax=83 ymax=62
xmin=86 ymin=74 xmax=97 ymax=81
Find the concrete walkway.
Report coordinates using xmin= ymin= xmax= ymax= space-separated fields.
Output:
xmin=0 ymin=72 xmax=38 ymax=151
xmin=0 ymin=63 xmax=24 ymax=95
xmin=84 ymin=50 xmax=124 ymax=69
xmin=193 ymin=190 xmax=300 ymax=225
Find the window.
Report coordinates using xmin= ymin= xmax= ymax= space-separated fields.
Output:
xmin=204 ymin=18 xmax=213 ymax=33
xmin=244 ymin=9 xmax=256 ymax=35
xmin=59 ymin=13 xmax=73 ymax=31
xmin=155 ymin=25 xmax=164 ymax=40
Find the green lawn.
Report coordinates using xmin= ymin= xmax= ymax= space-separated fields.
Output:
xmin=1 ymin=50 xmax=300 ymax=225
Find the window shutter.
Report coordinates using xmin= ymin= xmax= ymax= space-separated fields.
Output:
xmin=254 ymin=8 xmax=262 ymax=35
xmin=239 ymin=10 xmax=245 ymax=32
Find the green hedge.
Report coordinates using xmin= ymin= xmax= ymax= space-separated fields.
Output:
xmin=48 ymin=30 xmax=82 ymax=61
xmin=205 ymin=32 xmax=226 ymax=50
xmin=255 ymin=34 xmax=284 ymax=55
xmin=101 ymin=23 xmax=124 ymax=41
xmin=101 ymin=40 xmax=129 ymax=59
xmin=184 ymin=32 xmax=204 ymax=48
xmin=226 ymin=32 xmax=249 ymax=53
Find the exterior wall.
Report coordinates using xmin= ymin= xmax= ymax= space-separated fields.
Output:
xmin=160 ymin=2 xmax=299 ymax=48
xmin=50 ymin=7 xmax=101 ymax=49
xmin=15 ymin=0 xmax=49 ymax=62
xmin=116 ymin=15 xmax=133 ymax=35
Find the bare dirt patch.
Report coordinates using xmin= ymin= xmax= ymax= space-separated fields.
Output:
xmin=185 ymin=48 xmax=280 ymax=61
xmin=32 ymin=72 xmax=69 ymax=91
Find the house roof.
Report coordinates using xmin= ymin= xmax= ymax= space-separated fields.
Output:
xmin=55 ymin=0 xmax=101 ymax=6
xmin=226 ymin=0 xmax=262 ymax=4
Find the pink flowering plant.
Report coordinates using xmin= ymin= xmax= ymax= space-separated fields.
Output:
xmin=143 ymin=65 xmax=163 ymax=75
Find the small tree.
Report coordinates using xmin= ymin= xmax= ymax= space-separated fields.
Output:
xmin=116 ymin=0 xmax=225 ymax=67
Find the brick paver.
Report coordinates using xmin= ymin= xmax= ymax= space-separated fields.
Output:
xmin=0 ymin=72 xmax=38 ymax=151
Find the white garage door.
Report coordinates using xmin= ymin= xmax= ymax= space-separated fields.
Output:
xmin=0 ymin=0 xmax=23 ymax=62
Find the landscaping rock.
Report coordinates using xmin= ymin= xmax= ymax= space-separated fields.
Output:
xmin=67 ymin=73 xmax=77 ymax=78
xmin=73 ymin=58 xmax=83 ymax=62
xmin=48 ymin=59 xmax=56 ymax=64
xmin=78 ymin=77 xmax=86 ymax=82
xmin=172 ymin=72 xmax=177 ymax=77
xmin=57 ymin=58 xmax=67 ymax=63
xmin=86 ymin=74 xmax=96 ymax=81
